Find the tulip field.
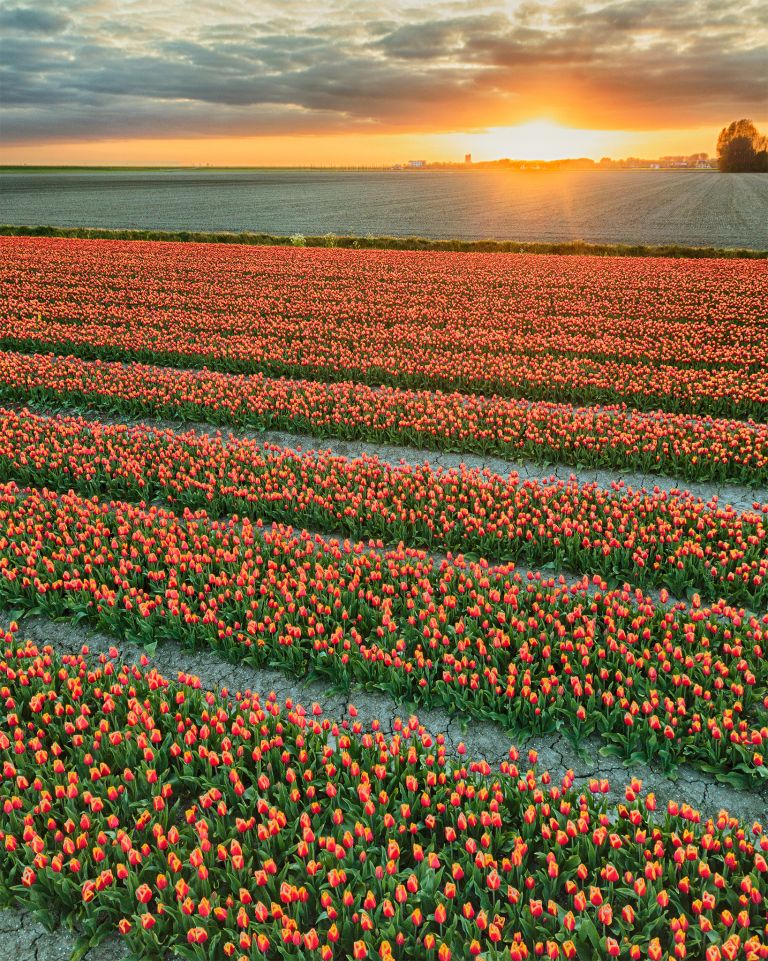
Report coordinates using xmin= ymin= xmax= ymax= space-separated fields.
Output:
xmin=2 ymin=479 xmax=768 ymax=781
xmin=2 ymin=237 xmax=768 ymax=417
xmin=0 ymin=236 xmax=767 ymax=959
xmin=1 ymin=350 xmax=767 ymax=486
xmin=2 ymin=635 xmax=768 ymax=961
xmin=0 ymin=407 xmax=766 ymax=607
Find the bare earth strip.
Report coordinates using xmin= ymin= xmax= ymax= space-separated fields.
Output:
xmin=3 ymin=169 xmax=768 ymax=247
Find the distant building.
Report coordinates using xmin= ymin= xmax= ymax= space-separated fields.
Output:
xmin=464 ymin=153 xmax=472 ymax=165
xmin=407 ymin=159 xmax=426 ymax=168
xmin=695 ymin=159 xmax=712 ymax=168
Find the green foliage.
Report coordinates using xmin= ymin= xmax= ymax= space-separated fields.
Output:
xmin=0 ymin=224 xmax=765 ymax=258
xmin=716 ymin=119 xmax=768 ymax=172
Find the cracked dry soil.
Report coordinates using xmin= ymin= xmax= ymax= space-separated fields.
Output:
xmin=0 ymin=905 xmax=127 ymax=961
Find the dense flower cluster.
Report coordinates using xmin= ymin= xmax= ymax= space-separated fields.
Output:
xmin=2 ymin=407 xmax=767 ymax=607
xmin=0 ymin=484 xmax=766 ymax=783
xmin=1 ymin=638 xmax=767 ymax=960
xmin=2 ymin=238 xmax=767 ymax=418
xmin=3 ymin=236 xmax=767 ymax=957
xmin=1 ymin=351 xmax=766 ymax=487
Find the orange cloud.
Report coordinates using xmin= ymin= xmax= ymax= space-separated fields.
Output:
xmin=2 ymin=0 xmax=766 ymax=160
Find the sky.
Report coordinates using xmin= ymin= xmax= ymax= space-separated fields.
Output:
xmin=1 ymin=0 xmax=767 ymax=165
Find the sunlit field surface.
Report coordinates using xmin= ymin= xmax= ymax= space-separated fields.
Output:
xmin=2 ymin=168 xmax=768 ymax=247
xmin=1 ymin=236 xmax=767 ymax=961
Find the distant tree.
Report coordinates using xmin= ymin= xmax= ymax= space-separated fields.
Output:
xmin=716 ymin=119 xmax=768 ymax=172
xmin=719 ymin=136 xmax=764 ymax=172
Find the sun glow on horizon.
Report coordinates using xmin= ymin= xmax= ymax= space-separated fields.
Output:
xmin=463 ymin=121 xmax=620 ymax=162
xmin=2 ymin=119 xmax=758 ymax=167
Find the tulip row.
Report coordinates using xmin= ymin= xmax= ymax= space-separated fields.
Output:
xmin=2 ymin=637 xmax=767 ymax=961
xmin=1 ymin=351 xmax=766 ymax=488
xmin=2 ymin=238 xmax=767 ymax=418
xmin=6 ymin=239 xmax=765 ymax=371
xmin=1 ymin=406 xmax=767 ymax=608
xmin=7 ymin=332 xmax=765 ymax=422
xmin=0 ymin=483 xmax=766 ymax=785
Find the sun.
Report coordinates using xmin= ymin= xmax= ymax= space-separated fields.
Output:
xmin=467 ymin=120 xmax=619 ymax=162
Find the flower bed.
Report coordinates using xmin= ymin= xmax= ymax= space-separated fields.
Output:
xmin=0 ymin=485 xmax=766 ymax=784
xmin=1 ymin=407 xmax=766 ymax=607
xmin=1 ymin=636 xmax=766 ymax=960
xmin=2 ymin=237 xmax=767 ymax=418
xmin=1 ymin=351 xmax=766 ymax=487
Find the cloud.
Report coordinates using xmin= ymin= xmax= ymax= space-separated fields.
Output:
xmin=0 ymin=6 xmax=69 ymax=34
xmin=1 ymin=0 xmax=766 ymax=144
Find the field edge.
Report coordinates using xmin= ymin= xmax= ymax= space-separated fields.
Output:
xmin=2 ymin=223 xmax=767 ymax=258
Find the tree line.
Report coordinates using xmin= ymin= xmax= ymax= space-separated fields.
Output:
xmin=717 ymin=119 xmax=768 ymax=172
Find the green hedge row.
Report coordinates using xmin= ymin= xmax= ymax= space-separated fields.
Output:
xmin=1 ymin=224 xmax=765 ymax=258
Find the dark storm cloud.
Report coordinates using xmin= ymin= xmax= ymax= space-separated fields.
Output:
xmin=0 ymin=6 xmax=70 ymax=34
xmin=1 ymin=0 xmax=766 ymax=144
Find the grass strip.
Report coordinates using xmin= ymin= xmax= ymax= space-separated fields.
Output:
xmin=1 ymin=223 xmax=766 ymax=258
